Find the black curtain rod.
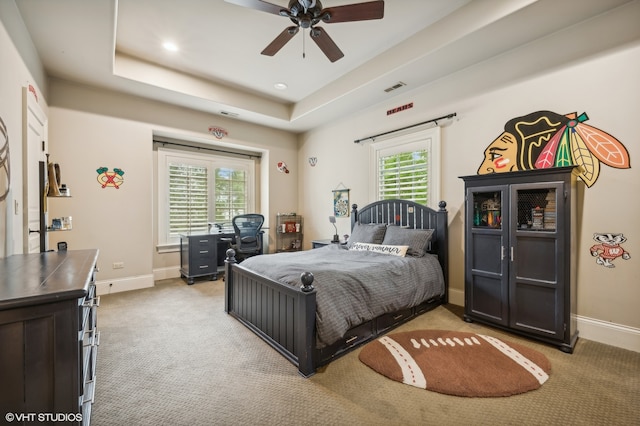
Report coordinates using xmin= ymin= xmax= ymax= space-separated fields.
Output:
xmin=153 ymin=139 xmax=261 ymax=159
xmin=354 ymin=112 xmax=457 ymax=144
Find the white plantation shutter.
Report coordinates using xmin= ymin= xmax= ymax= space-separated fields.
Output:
xmin=168 ymin=162 xmax=209 ymax=236
xmin=157 ymin=147 xmax=255 ymax=247
xmin=378 ymin=149 xmax=428 ymax=204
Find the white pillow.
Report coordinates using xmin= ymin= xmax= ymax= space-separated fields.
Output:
xmin=349 ymin=242 xmax=409 ymax=257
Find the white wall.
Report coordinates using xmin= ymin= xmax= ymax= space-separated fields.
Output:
xmin=299 ymin=41 xmax=640 ymax=350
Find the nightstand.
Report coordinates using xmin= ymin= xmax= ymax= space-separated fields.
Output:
xmin=311 ymin=239 xmax=346 ymax=249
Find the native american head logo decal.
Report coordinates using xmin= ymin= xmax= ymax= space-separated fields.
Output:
xmin=96 ymin=167 xmax=125 ymax=189
xmin=477 ymin=111 xmax=630 ymax=187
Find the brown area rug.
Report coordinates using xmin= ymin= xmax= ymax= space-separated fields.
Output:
xmin=359 ymin=330 xmax=551 ymax=397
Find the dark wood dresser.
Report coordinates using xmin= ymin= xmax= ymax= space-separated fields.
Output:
xmin=0 ymin=249 xmax=99 ymax=425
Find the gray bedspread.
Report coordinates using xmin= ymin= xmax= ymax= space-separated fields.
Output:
xmin=238 ymin=244 xmax=445 ymax=348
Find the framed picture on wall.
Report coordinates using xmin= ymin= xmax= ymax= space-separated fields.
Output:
xmin=333 ymin=188 xmax=349 ymax=217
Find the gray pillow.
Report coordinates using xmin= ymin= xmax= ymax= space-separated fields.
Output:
xmin=381 ymin=226 xmax=434 ymax=257
xmin=347 ymin=223 xmax=387 ymax=248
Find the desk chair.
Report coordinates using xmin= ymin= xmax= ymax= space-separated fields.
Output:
xmin=229 ymin=213 xmax=264 ymax=262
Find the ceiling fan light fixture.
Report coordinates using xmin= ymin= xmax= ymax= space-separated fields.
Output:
xmin=226 ymin=0 xmax=384 ymax=62
xmin=300 ymin=18 xmax=311 ymax=28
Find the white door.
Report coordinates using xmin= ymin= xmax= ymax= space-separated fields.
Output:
xmin=23 ymin=87 xmax=47 ymax=253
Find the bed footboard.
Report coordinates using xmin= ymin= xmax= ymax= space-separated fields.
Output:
xmin=224 ymin=250 xmax=317 ymax=377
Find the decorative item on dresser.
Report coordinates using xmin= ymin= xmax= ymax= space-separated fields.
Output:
xmin=224 ymin=199 xmax=448 ymax=377
xmin=0 ymin=249 xmax=100 ymax=424
xmin=460 ymin=167 xmax=580 ymax=353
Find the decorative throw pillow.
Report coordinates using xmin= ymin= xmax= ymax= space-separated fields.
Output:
xmin=382 ymin=226 xmax=434 ymax=257
xmin=347 ymin=223 xmax=387 ymax=248
xmin=350 ymin=242 xmax=409 ymax=257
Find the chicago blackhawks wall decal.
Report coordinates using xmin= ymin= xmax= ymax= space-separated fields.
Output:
xmin=477 ymin=110 xmax=630 ymax=187
xmin=96 ymin=167 xmax=125 ymax=188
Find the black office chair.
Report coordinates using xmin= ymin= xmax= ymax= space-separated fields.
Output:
xmin=230 ymin=213 xmax=264 ymax=262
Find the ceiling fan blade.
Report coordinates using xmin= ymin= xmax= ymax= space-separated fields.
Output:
xmin=310 ymin=27 xmax=344 ymax=62
xmin=224 ymin=0 xmax=284 ymax=16
xmin=322 ymin=1 xmax=384 ymax=23
xmin=261 ymin=26 xmax=299 ymax=56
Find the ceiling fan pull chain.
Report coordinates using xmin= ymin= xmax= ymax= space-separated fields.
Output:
xmin=303 ymin=28 xmax=306 ymax=59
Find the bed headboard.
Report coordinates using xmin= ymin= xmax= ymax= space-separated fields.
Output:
xmin=351 ymin=199 xmax=448 ymax=289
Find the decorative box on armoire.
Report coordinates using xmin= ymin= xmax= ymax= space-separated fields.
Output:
xmin=460 ymin=166 xmax=580 ymax=353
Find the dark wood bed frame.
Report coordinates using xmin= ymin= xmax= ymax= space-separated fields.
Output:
xmin=224 ymin=199 xmax=448 ymax=377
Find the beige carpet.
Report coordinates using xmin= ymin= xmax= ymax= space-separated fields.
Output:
xmin=91 ymin=277 xmax=640 ymax=425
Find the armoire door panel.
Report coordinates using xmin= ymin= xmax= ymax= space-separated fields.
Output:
xmin=472 ymin=233 xmax=504 ymax=274
xmin=514 ymin=236 xmax=559 ymax=283
xmin=469 ymin=275 xmax=507 ymax=323
xmin=512 ymin=281 xmax=562 ymax=337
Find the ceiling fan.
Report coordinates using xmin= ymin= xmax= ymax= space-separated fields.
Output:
xmin=225 ymin=0 xmax=385 ymax=62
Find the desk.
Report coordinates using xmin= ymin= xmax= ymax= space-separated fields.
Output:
xmin=179 ymin=231 xmax=264 ymax=284
xmin=180 ymin=232 xmax=234 ymax=284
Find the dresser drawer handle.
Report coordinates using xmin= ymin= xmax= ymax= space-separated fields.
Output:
xmin=199 ymin=265 xmax=209 ymax=269
xmin=199 ymin=250 xmax=209 ymax=254
xmin=82 ymin=377 xmax=97 ymax=405
xmin=199 ymin=239 xmax=209 ymax=243
xmin=393 ymin=314 xmax=404 ymax=321
xmin=82 ymin=296 xmax=100 ymax=308
xmin=345 ymin=335 xmax=358 ymax=344
xmin=84 ymin=328 xmax=100 ymax=347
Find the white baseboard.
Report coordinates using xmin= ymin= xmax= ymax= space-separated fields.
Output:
xmin=153 ymin=266 xmax=181 ymax=281
xmin=449 ymin=287 xmax=639 ymax=353
xmin=96 ymin=274 xmax=154 ymax=296
xmin=577 ymin=315 xmax=640 ymax=353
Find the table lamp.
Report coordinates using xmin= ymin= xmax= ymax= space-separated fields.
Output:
xmin=329 ymin=216 xmax=340 ymax=243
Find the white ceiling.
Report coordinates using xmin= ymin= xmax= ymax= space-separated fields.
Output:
xmin=12 ymin=0 xmax=639 ymax=133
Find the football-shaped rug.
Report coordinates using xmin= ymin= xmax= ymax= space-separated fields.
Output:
xmin=359 ymin=330 xmax=551 ymax=397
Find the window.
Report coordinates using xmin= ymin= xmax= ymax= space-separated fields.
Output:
xmin=158 ymin=148 xmax=255 ymax=247
xmin=370 ymin=127 xmax=441 ymax=208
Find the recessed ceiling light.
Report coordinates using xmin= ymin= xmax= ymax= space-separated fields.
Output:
xmin=162 ymin=41 xmax=178 ymax=52
xmin=274 ymin=82 xmax=288 ymax=90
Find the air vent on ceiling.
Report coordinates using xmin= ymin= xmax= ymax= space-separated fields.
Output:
xmin=384 ymin=81 xmax=407 ymax=93
xmin=220 ymin=111 xmax=239 ymax=118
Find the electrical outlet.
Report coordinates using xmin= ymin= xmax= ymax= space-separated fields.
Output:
xmin=112 ymin=262 xmax=124 ymax=269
